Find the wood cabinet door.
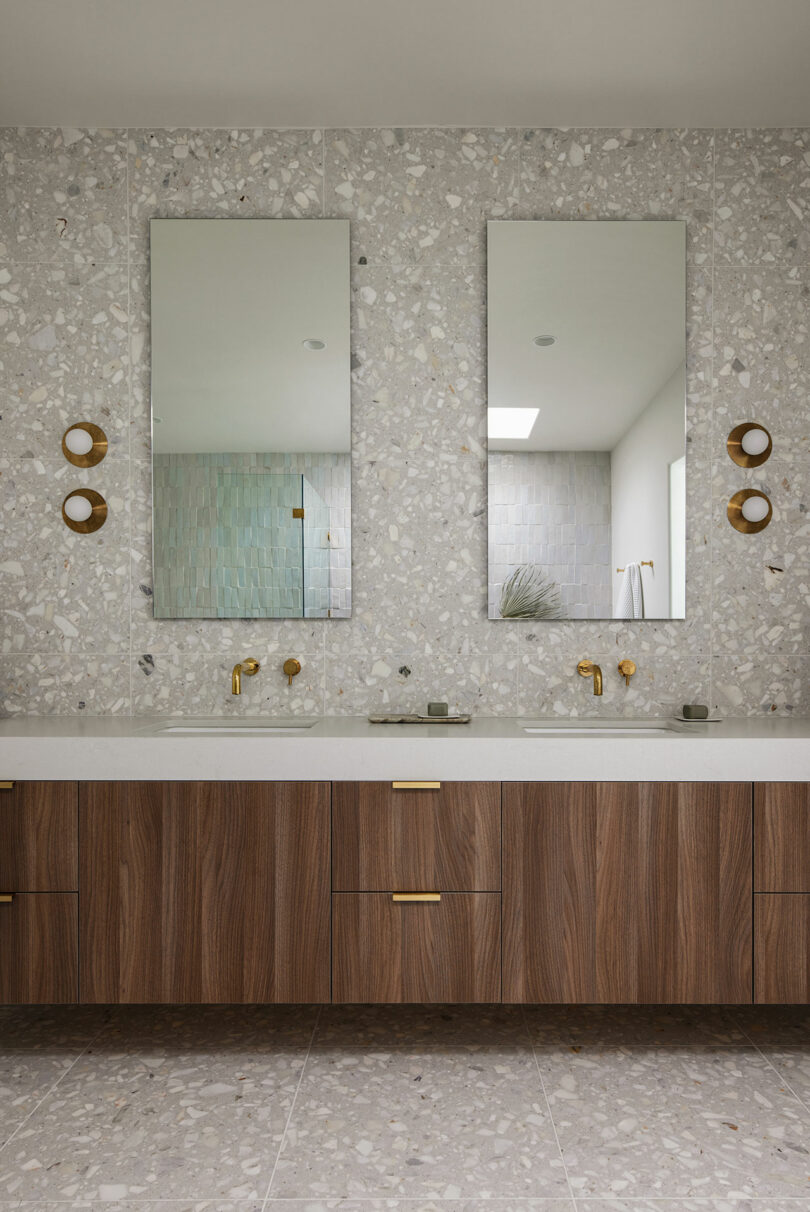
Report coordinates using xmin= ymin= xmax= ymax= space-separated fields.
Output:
xmin=0 ymin=781 xmax=78 ymax=891
xmin=333 ymin=893 xmax=501 ymax=1003
xmin=80 ymin=782 xmax=330 ymax=1003
xmin=333 ymin=782 xmax=500 ymax=890
xmin=0 ymin=894 xmax=78 ymax=1003
xmin=755 ymin=783 xmax=810 ymax=891
xmin=755 ymin=895 xmax=810 ymax=1003
xmin=503 ymin=782 xmax=752 ymax=1004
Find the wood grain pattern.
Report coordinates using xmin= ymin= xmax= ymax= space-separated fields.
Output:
xmin=80 ymin=782 xmax=330 ymax=1003
xmin=755 ymin=895 xmax=810 ymax=1003
xmin=0 ymin=894 xmax=78 ymax=1003
xmin=755 ymin=783 xmax=810 ymax=892
xmin=503 ymin=782 xmax=752 ymax=1004
xmin=333 ymin=893 xmax=501 ymax=1002
xmin=333 ymin=782 xmax=500 ymax=891
xmin=0 ymin=782 xmax=78 ymax=891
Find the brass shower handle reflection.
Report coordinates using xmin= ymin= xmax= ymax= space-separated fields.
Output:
xmin=283 ymin=658 xmax=301 ymax=686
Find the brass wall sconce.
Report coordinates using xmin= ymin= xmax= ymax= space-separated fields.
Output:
xmin=62 ymin=489 xmax=108 ymax=534
xmin=727 ymin=422 xmax=772 ymax=468
xmin=727 ymin=488 xmax=772 ymax=534
xmin=62 ymin=422 xmax=108 ymax=468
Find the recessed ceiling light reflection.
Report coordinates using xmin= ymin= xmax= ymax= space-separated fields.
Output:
xmin=302 ymin=339 xmax=326 ymax=351
xmin=533 ymin=335 xmax=556 ymax=347
xmin=488 ymin=407 xmax=540 ymax=440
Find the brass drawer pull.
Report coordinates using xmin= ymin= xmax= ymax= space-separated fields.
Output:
xmin=0 ymin=894 xmax=13 ymax=903
xmin=392 ymin=892 xmax=441 ymax=903
xmin=391 ymin=781 xmax=441 ymax=790
xmin=0 ymin=782 xmax=13 ymax=790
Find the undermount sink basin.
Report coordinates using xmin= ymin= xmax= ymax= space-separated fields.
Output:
xmin=521 ymin=720 xmax=679 ymax=737
xmin=155 ymin=719 xmax=319 ymax=735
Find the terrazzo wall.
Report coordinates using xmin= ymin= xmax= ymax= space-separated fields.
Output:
xmin=1 ymin=126 xmax=808 ymax=718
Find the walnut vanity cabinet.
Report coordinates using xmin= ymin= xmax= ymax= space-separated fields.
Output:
xmin=332 ymin=781 xmax=501 ymax=1001
xmin=80 ymin=781 xmax=330 ymax=1003
xmin=503 ymin=782 xmax=753 ymax=1004
xmin=754 ymin=783 xmax=810 ymax=1002
xmin=0 ymin=781 xmax=78 ymax=1003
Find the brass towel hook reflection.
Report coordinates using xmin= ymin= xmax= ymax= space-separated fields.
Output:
xmin=616 ymin=560 xmax=654 ymax=573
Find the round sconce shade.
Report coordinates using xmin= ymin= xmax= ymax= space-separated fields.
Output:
xmin=727 ymin=422 xmax=772 ymax=468
xmin=62 ymin=422 xmax=108 ymax=468
xmin=62 ymin=489 xmax=108 ymax=534
xmin=727 ymin=488 xmax=772 ymax=534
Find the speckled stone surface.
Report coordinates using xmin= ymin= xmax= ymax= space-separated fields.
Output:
xmin=1 ymin=126 xmax=809 ymax=718
xmin=0 ymin=1005 xmax=808 ymax=1208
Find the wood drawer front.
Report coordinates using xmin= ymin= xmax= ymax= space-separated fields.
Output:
xmin=755 ymin=784 xmax=810 ymax=892
xmin=80 ymin=782 xmax=331 ymax=1004
xmin=755 ymin=895 xmax=810 ymax=1003
xmin=333 ymin=782 xmax=500 ymax=891
xmin=0 ymin=781 xmax=78 ymax=892
xmin=0 ymin=894 xmax=78 ymax=1003
xmin=333 ymin=893 xmax=501 ymax=1003
xmin=503 ymin=782 xmax=752 ymax=1004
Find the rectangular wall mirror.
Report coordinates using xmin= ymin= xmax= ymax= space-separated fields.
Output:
xmin=487 ymin=220 xmax=686 ymax=621
xmin=150 ymin=218 xmax=351 ymax=619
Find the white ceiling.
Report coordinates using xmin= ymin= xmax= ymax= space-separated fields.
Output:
xmin=151 ymin=219 xmax=350 ymax=454
xmin=1 ymin=0 xmax=809 ymax=128
xmin=487 ymin=220 xmax=685 ymax=451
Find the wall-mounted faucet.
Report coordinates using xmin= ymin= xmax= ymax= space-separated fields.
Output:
xmin=232 ymin=657 xmax=260 ymax=695
xmin=577 ymin=659 xmax=603 ymax=696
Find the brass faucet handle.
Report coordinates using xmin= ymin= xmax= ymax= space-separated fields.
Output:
xmin=243 ymin=658 xmax=260 ymax=677
xmin=618 ymin=659 xmax=636 ymax=687
xmin=283 ymin=657 xmax=302 ymax=686
xmin=577 ymin=659 xmax=594 ymax=678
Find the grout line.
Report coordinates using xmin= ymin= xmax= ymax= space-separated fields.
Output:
xmin=260 ymin=1003 xmax=322 ymax=1210
xmin=522 ymin=1006 xmax=577 ymax=1208
xmin=732 ymin=1011 xmax=810 ymax=1115
xmin=0 ymin=1013 xmax=110 ymax=1160
xmin=126 ymin=127 xmax=134 ymax=718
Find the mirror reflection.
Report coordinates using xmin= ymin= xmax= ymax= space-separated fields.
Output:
xmin=487 ymin=220 xmax=686 ymax=620
xmin=150 ymin=218 xmax=351 ymax=619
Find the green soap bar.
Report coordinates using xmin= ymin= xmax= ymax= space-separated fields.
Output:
xmin=682 ymin=704 xmax=709 ymax=719
xmin=427 ymin=702 xmax=449 ymax=717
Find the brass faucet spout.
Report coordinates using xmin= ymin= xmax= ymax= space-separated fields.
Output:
xmin=577 ymin=659 xmax=603 ymax=696
xmin=231 ymin=658 xmax=260 ymax=696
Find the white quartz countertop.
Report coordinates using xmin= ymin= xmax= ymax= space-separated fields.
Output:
xmin=1 ymin=715 xmax=809 ymax=781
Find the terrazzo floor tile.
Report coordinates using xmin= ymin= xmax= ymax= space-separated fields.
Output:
xmin=734 ymin=1008 xmax=810 ymax=1045
xmin=758 ymin=1049 xmax=810 ymax=1111
xmin=101 ymin=1004 xmax=322 ymax=1051
xmin=315 ymin=1005 xmax=531 ymax=1047
xmin=270 ymin=1045 xmax=569 ymax=1200
xmin=263 ymin=1202 xmax=575 ymax=1210
xmin=0 ymin=1007 xmax=107 ymax=1147
xmin=521 ymin=1006 xmax=749 ymax=1047
xmin=572 ymin=1199 xmax=810 ymax=1211
xmin=0 ymin=1045 xmax=306 ymax=1201
xmin=535 ymin=1045 xmax=810 ymax=1199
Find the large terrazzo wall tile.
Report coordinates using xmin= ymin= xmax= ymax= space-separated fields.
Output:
xmin=1 ymin=125 xmax=809 ymax=716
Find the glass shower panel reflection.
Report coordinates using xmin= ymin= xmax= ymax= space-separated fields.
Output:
xmin=302 ymin=477 xmax=331 ymax=618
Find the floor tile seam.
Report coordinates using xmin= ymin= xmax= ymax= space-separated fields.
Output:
xmin=524 ymin=1009 xmax=577 ymax=1207
xmin=745 ymin=1038 xmax=810 ymax=1116
xmin=260 ymin=1005 xmax=323 ymax=1211
xmin=0 ymin=1018 xmax=110 ymax=1160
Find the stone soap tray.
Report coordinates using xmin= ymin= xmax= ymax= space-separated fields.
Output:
xmin=674 ymin=714 xmax=723 ymax=723
xmin=368 ymin=713 xmax=471 ymax=724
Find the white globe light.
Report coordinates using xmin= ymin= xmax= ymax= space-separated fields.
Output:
xmin=64 ymin=494 xmax=93 ymax=522
xmin=741 ymin=494 xmax=769 ymax=523
xmin=64 ymin=427 xmax=94 ymax=456
xmin=741 ymin=427 xmax=770 ymax=457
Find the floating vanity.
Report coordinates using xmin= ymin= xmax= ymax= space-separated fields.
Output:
xmin=1 ymin=717 xmax=809 ymax=1007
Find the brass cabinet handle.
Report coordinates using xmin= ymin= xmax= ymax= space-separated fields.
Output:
xmin=0 ymin=894 xmax=12 ymax=903
xmin=392 ymin=892 xmax=441 ymax=902
xmin=391 ymin=781 xmax=441 ymax=790
xmin=0 ymin=782 xmax=13 ymax=790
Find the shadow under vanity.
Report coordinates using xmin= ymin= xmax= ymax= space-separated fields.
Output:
xmin=2 ymin=776 xmax=808 ymax=1006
